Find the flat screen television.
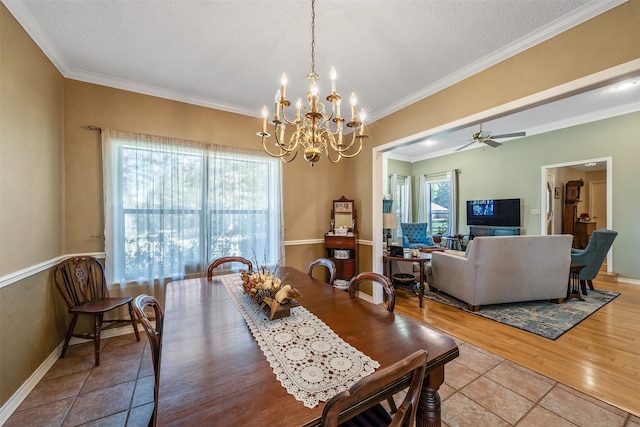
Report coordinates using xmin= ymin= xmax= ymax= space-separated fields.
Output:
xmin=466 ymin=198 xmax=521 ymax=227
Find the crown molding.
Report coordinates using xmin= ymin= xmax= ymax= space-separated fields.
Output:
xmin=370 ymin=0 xmax=628 ymax=122
xmin=3 ymin=0 xmax=626 ymax=120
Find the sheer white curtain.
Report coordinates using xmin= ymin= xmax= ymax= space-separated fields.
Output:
xmin=417 ymin=175 xmax=428 ymax=223
xmin=208 ymin=147 xmax=284 ymax=268
xmin=389 ymin=174 xmax=398 ymax=215
xmin=448 ymin=169 xmax=459 ymax=236
xmin=402 ymin=177 xmax=413 ymax=223
xmin=102 ymin=129 xmax=283 ymax=292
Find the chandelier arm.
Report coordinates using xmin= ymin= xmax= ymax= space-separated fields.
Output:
xmin=327 ymin=131 xmax=357 ymax=153
xmin=273 ymin=123 xmax=302 ymax=153
xmin=262 ymin=130 xmax=300 ymax=158
xmin=320 ymin=133 xmax=342 ymax=163
xmin=334 ymin=135 xmax=366 ymax=159
xmin=280 ymin=149 xmax=298 ymax=163
xmin=262 ymin=137 xmax=293 ymax=159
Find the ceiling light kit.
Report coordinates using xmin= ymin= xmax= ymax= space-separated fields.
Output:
xmin=257 ymin=0 xmax=367 ymax=164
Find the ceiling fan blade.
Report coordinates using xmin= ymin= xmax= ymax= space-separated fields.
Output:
xmin=455 ymin=141 xmax=477 ymax=151
xmin=483 ymin=139 xmax=502 ymax=148
xmin=491 ymin=131 xmax=526 ymax=139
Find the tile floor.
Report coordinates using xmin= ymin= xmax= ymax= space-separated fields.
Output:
xmin=6 ymin=332 xmax=640 ymax=426
xmin=5 ymin=334 xmax=154 ymax=427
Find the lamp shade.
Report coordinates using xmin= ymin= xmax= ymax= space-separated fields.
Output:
xmin=382 ymin=213 xmax=398 ymax=230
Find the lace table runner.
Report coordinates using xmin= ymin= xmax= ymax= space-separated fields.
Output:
xmin=221 ymin=274 xmax=380 ymax=408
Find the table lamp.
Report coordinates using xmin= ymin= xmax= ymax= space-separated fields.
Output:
xmin=382 ymin=213 xmax=399 ymax=248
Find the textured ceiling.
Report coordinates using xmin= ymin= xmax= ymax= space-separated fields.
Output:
xmin=4 ymin=0 xmax=636 ymax=159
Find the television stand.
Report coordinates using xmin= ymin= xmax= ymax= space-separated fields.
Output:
xmin=469 ymin=225 xmax=521 ymax=239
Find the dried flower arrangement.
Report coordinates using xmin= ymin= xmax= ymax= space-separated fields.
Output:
xmin=241 ymin=259 xmax=301 ymax=320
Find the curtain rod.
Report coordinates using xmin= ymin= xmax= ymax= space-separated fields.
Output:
xmin=82 ymin=125 xmax=102 ymax=131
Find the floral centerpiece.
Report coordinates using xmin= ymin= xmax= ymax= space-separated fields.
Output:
xmin=579 ymin=212 xmax=591 ymax=222
xmin=241 ymin=265 xmax=301 ymax=320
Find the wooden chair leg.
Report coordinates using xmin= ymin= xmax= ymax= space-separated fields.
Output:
xmin=128 ymin=301 xmax=141 ymax=341
xmin=94 ymin=314 xmax=103 ymax=366
xmin=61 ymin=313 xmax=78 ymax=359
xmin=387 ymin=396 xmax=398 ymax=414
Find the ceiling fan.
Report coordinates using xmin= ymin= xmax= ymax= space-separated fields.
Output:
xmin=455 ymin=124 xmax=526 ymax=151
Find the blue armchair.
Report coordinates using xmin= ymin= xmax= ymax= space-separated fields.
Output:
xmin=400 ymin=223 xmax=434 ymax=248
xmin=570 ymin=229 xmax=617 ymax=294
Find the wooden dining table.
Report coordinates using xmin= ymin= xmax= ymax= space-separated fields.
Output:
xmin=157 ymin=267 xmax=459 ymax=426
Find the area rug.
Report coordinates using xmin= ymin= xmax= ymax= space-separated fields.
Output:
xmin=421 ymin=288 xmax=619 ymax=340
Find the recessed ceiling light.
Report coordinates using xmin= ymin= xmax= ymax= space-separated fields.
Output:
xmin=584 ymin=162 xmax=597 ymax=167
xmin=613 ymin=81 xmax=637 ymax=91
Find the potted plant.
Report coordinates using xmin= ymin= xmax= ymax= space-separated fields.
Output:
xmin=432 ymin=224 xmax=447 ymax=244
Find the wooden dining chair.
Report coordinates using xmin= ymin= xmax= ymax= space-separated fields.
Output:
xmin=133 ymin=294 xmax=164 ymax=427
xmin=321 ymin=350 xmax=428 ymax=427
xmin=347 ymin=271 xmax=399 ymax=412
xmin=348 ymin=272 xmax=396 ymax=312
xmin=307 ymin=257 xmax=337 ymax=285
xmin=207 ymin=256 xmax=253 ymax=278
xmin=54 ymin=256 xmax=140 ymax=366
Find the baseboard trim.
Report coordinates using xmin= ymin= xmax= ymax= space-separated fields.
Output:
xmin=618 ymin=276 xmax=640 ymax=286
xmin=0 ymin=322 xmax=148 ymax=424
xmin=0 ymin=341 xmax=63 ymax=425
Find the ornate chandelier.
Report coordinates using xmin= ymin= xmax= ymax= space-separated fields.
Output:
xmin=257 ymin=0 xmax=368 ymax=164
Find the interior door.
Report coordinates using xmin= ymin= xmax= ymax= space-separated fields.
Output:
xmin=590 ymin=180 xmax=607 ymax=229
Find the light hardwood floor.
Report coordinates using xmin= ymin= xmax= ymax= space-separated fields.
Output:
xmin=395 ymin=278 xmax=640 ymax=418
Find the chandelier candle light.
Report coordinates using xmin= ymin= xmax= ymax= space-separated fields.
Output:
xmin=257 ymin=0 xmax=368 ymax=164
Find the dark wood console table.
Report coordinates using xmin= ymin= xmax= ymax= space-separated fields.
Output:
xmin=468 ymin=225 xmax=521 ymax=239
xmin=383 ymin=252 xmax=432 ymax=308
xmin=574 ymin=222 xmax=597 ymax=249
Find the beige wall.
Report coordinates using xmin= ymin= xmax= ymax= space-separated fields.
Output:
xmin=63 ymin=79 xmax=355 ymax=266
xmin=1 ymin=5 xmax=65 ymax=273
xmin=0 ymin=4 xmax=66 ymax=406
xmin=2 ymin=0 xmax=640 ymax=411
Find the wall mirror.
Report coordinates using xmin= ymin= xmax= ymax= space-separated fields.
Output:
xmin=331 ymin=196 xmax=357 ymax=232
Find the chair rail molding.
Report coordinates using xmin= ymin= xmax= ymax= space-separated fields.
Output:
xmin=0 ymin=252 xmax=105 ymax=289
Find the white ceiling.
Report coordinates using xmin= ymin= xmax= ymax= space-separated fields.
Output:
xmin=4 ymin=0 xmax=638 ymax=161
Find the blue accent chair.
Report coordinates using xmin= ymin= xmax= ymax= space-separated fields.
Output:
xmin=570 ymin=229 xmax=617 ymax=295
xmin=401 ymin=223 xmax=434 ymax=248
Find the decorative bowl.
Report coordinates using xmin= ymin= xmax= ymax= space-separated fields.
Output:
xmin=334 ymin=249 xmax=350 ymax=259
xmin=333 ymin=279 xmax=349 ymax=291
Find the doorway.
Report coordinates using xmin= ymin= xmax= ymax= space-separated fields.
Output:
xmin=541 ymin=157 xmax=613 ymax=271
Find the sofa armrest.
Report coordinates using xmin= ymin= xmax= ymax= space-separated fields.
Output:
xmin=430 ymin=252 xmax=477 ymax=303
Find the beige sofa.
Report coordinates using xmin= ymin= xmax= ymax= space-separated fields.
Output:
xmin=429 ymin=235 xmax=573 ymax=311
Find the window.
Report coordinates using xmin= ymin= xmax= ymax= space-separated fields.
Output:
xmin=421 ymin=171 xmax=453 ymax=235
xmin=103 ymin=130 xmax=282 ymax=284
xmin=390 ymin=174 xmax=412 ymax=221
xmin=426 ymin=180 xmax=450 ymax=235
